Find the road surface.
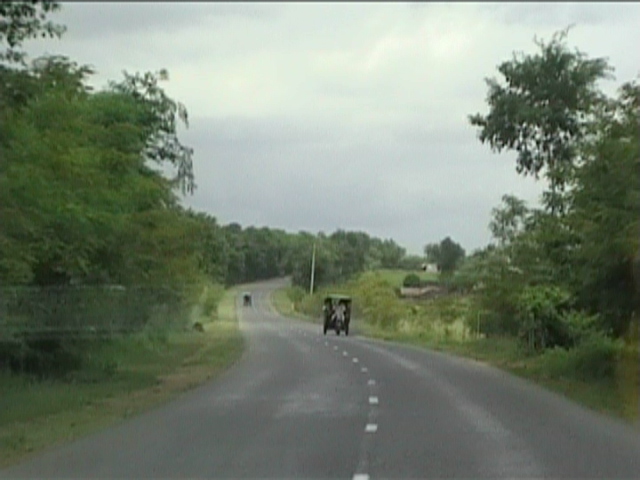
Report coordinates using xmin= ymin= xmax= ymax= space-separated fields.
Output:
xmin=2 ymin=278 xmax=640 ymax=479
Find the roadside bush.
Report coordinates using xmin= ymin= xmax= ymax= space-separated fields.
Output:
xmin=298 ymin=293 xmax=324 ymax=317
xmin=402 ymin=274 xmax=421 ymax=288
xmin=201 ymin=283 xmax=225 ymax=318
xmin=616 ymin=319 xmax=639 ymax=421
xmin=541 ymin=333 xmax=623 ymax=381
xmin=572 ymin=333 xmax=623 ymax=380
xmin=516 ymin=285 xmax=573 ymax=351
xmin=474 ymin=308 xmax=520 ymax=337
xmin=0 ymin=338 xmax=85 ymax=379
xmin=285 ymin=286 xmax=306 ymax=308
xmin=560 ymin=310 xmax=601 ymax=347
xmin=0 ymin=285 xmax=194 ymax=378
xmin=349 ymin=272 xmax=407 ymax=330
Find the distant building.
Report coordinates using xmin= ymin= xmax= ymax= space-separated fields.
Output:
xmin=421 ymin=263 xmax=438 ymax=273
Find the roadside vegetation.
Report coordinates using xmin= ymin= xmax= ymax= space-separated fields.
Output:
xmin=276 ymin=29 xmax=639 ymax=424
xmin=0 ymin=1 xmax=414 ymax=461
xmin=0 ymin=287 xmax=243 ymax=467
xmin=1 ymin=2 xmax=637 ymax=464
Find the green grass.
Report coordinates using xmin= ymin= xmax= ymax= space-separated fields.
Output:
xmin=270 ymin=288 xmax=298 ymax=318
xmin=270 ymin=287 xmax=317 ymax=324
xmin=271 ymin=286 xmax=638 ymax=425
xmin=374 ymin=268 xmax=439 ymax=287
xmin=0 ymin=287 xmax=245 ymax=468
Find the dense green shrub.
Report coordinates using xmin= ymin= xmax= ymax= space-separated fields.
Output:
xmin=402 ymin=274 xmax=421 ymax=288
xmin=516 ymin=285 xmax=573 ymax=351
xmin=541 ymin=333 xmax=623 ymax=381
xmin=201 ymin=284 xmax=225 ymax=318
xmin=571 ymin=334 xmax=623 ymax=380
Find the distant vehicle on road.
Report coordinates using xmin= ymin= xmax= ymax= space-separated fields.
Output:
xmin=322 ymin=294 xmax=351 ymax=336
xmin=242 ymin=292 xmax=252 ymax=307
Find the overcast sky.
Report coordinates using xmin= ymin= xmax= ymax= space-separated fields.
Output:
xmin=25 ymin=2 xmax=640 ymax=254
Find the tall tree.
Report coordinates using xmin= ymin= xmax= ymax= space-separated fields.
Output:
xmin=108 ymin=70 xmax=195 ymax=195
xmin=424 ymin=237 xmax=466 ymax=274
xmin=469 ymin=28 xmax=613 ymax=214
xmin=568 ymin=80 xmax=640 ymax=335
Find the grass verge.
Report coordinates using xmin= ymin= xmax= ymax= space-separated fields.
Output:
xmin=271 ymin=287 xmax=638 ymax=425
xmin=0 ymin=288 xmax=244 ymax=468
xmin=270 ymin=288 xmax=315 ymax=323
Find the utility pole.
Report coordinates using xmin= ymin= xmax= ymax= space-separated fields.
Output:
xmin=309 ymin=241 xmax=316 ymax=295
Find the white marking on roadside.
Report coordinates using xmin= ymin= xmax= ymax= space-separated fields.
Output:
xmin=367 ymin=379 xmax=376 ymax=386
xmin=361 ymin=367 xmax=368 ymax=373
xmin=353 ymin=475 xmax=370 ymax=480
xmin=365 ymin=423 xmax=378 ymax=433
xmin=369 ymin=396 xmax=379 ymax=405
xmin=352 ymin=357 xmax=359 ymax=363
xmin=343 ymin=351 xmax=349 ymax=356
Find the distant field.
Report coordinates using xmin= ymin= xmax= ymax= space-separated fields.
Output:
xmin=374 ymin=269 xmax=439 ymax=287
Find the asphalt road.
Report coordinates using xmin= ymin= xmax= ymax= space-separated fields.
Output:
xmin=2 ymin=278 xmax=640 ymax=479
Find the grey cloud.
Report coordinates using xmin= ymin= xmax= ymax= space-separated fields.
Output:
xmin=57 ymin=2 xmax=282 ymax=40
xmin=28 ymin=3 xmax=633 ymax=253
xmin=487 ymin=3 xmax=640 ymax=28
xmin=180 ymin=116 xmax=543 ymax=253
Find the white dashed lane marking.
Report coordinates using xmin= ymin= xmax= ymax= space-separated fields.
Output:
xmin=333 ymin=346 xmax=339 ymax=350
xmin=369 ymin=396 xmax=379 ymax=405
xmin=352 ymin=357 xmax=359 ymax=363
xmin=367 ymin=379 xmax=376 ymax=386
xmin=353 ymin=475 xmax=370 ymax=480
xmin=361 ymin=367 xmax=368 ymax=373
xmin=343 ymin=351 xmax=349 ymax=356
xmin=365 ymin=423 xmax=378 ymax=433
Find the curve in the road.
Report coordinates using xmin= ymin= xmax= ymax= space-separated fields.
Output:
xmin=2 ymin=278 xmax=639 ymax=480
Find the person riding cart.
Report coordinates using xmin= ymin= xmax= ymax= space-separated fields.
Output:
xmin=322 ymin=294 xmax=352 ymax=336
xmin=242 ymin=292 xmax=252 ymax=307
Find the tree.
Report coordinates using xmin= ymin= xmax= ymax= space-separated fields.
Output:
xmin=378 ymin=239 xmax=406 ymax=269
xmin=424 ymin=237 xmax=466 ymax=274
xmin=0 ymin=0 xmax=66 ymax=65
xmin=489 ymin=195 xmax=529 ymax=247
xmin=330 ymin=230 xmax=372 ymax=280
xmin=567 ymin=80 xmax=639 ymax=336
xmin=108 ymin=70 xmax=195 ymax=195
xmin=469 ymin=28 xmax=613 ymax=214
xmin=398 ymin=254 xmax=426 ymax=271
xmin=0 ymin=54 xmax=200 ymax=288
